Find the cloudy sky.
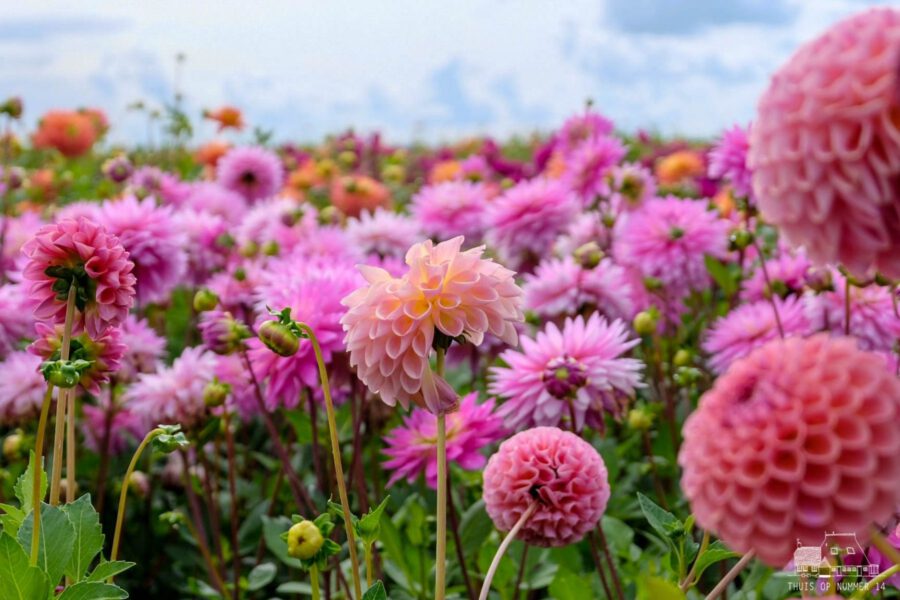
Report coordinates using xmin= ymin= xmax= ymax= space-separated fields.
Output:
xmin=0 ymin=0 xmax=886 ymax=145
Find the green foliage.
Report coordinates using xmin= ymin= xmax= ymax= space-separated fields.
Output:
xmin=362 ymin=580 xmax=387 ymax=600
xmin=62 ymin=495 xmax=105 ymax=581
xmin=18 ymin=502 xmax=76 ymax=586
xmin=0 ymin=532 xmax=50 ymax=600
xmin=57 ymin=581 xmax=129 ymax=599
xmin=14 ymin=451 xmax=47 ymax=513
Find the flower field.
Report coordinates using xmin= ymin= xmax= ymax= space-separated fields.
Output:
xmin=1 ymin=7 xmax=900 ymax=600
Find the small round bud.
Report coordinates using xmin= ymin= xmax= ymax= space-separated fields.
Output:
xmin=627 ymin=408 xmax=653 ymax=431
xmin=41 ymin=360 xmax=83 ymax=389
xmin=381 ymin=164 xmax=406 ymax=184
xmin=673 ymin=366 xmax=702 ymax=387
xmin=574 ymin=242 xmax=604 ymax=269
xmin=233 ymin=267 xmax=247 ymax=282
xmin=316 ymin=159 xmax=337 ymax=179
xmin=0 ymin=97 xmax=23 ymax=119
xmin=101 ymin=155 xmax=133 ymax=184
xmin=728 ymin=228 xmax=755 ymax=251
xmin=2 ymin=432 xmax=23 ymax=459
xmin=669 ymin=227 xmax=685 ymax=240
xmin=319 ymin=205 xmax=341 ymax=225
xmin=673 ymin=349 xmax=692 ymax=367
xmin=2 ymin=166 xmax=24 ymax=190
xmin=633 ymin=311 xmax=657 ymax=336
xmin=127 ymin=471 xmax=150 ymax=497
xmin=203 ymin=380 xmax=231 ymax=408
xmin=258 ymin=320 xmax=299 ymax=357
xmin=642 ymin=277 xmax=663 ymax=292
xmin=602 ymin=213 xmax=616 ymax=228
xmin=262 ymin=240 xmax=280 ymax=256
xmin=239 ymin=241 xmax=259 ymax=258
xmin=193 ymin=289 xmax=219 ymax=312
xmin=287 ymin=520 xmax=324 ymax=560
xmin=337 ymin=150 xmax=357 ymax=167
xmin=804 ymin=267 xmax=833 ymax=293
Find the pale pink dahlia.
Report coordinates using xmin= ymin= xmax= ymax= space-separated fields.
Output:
xmin=174 ymin=208 xmax=230 ymax=286
xmin=94 ymin=196 xmax=186 ymax=305
xmin=117 ymin=314 xmax=166 ymax=383
xmin=216 ymin=146 xmax=285 ymax=203
xmin=346 ymin=208 xmax=422 ymax=258
xmin=749 ymin=8 xmax=900 ymax=278
xmin=0 ymin=351 xmax=48 ymax=425
xmin=703 ymin=296 xmax=811 ymax=374
xmin=342 ymin=236 xmax=523 ymax=413
xmin=29 ymin=321 xmax=125 ymax=394
xmin=486 ymin=178 xmax=580 ymax=269
xmin=182 ymin=182 xmax=248 ymax=223
xmin=490 ymin=314 xmax=643 ymax=431
xmin=0 ymin=283 xmax=31 ymax=359
xmin=562 ymin=135 xmax=626 ymax=203
xmin=613 ymin=196 xmax=730 ymax=296
xmin=21 ymin=217 xmax=136 ymax=338
xmin=709 ymin=124 xmax=753 ymax=200
xmin=410 ymin=181 xmax=492 ymax=242
xmin=383 ymin=392 xmax=505 ymax=488
xmin=679 ymin=334 xmax=900 ymax=567
xmin=557 ymin=111 xmax=615 ymax=156
xmin=482 ymin=426 xmax=610 ymax=547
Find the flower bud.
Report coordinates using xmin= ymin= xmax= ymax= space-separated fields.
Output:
xmin=262 ymin=240 xmax=280 ymax=256
xmin=674 ymin=366 xmax=702 ymax=387
xmin=673 ymin=349 xmax=692 ymax=367
xmin=40 ymin=359 xmax=88 ymax=389
xmin=199 ymin=310 xmax=250 ymax=355
xmin=2 ymin=432 xmax=22 ymax=459
xmin=287 ymin=520 xmax=324 ymax=560
xmin=258 ymin=320 xmax=299 ymax=357
xmin=193 ymin=289 xmax=219 ymax=312
xmin=337 ymin=150 xmax=357 ymax=167
xmin=633 ymin=311 xmax=657 ymax=336
xmin=728 ymin=228 xmax=755 ymax=251
xmin=0 ymin=97 xmax=23 ymax=119
xmin=128 ymin=470 xmax=150 ymax=497
xmin=101 ymin=155 xmax=133 ymax=184
xmin=627 ymin=408 xmax=653 ymax=431
xmin=381 ymin=164 xmax=405 ymax=184
xmin=2 ymin=166 xmax=24 ymax=190
xmin=574 ymin=242 xmax=603 ymax=269
xmin=203 ymin=379 xmax=231 ymax=408
xmin=240 ymin=241 xmax=259 ymax=258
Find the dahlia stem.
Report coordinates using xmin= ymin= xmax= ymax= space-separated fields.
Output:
xmin=296 ymin=323 xmax=362 ymax=600
xmin=751 ymin=240 xmax=783 ymax=339
xmin=478 ymin=501 xmax=538 ymax=600
xmin=66 ymin=391 xmax=76 ymax=503
xmin=310 ymin=564 xmax=321 ymax=600
xmin=852 ymin=563 xmax=900 ymax=598
xmin=704 ymin=550 xmax=755 ymax=600
xmin=50 ymin=285 xmax=77 ymax=505
xmin=434 ymin=347 xmax=448 ymax=600
xmin=29 ymin=385 xmax=54 ymax=567
xmin=447 ymin=487 xmax=476 ymax=600
xmin=587 ymin=526 xmax=614 ymax=599
xmin=595 ymin=525 xmax=624 ymax=600
xmin=110 ymin=427 xmax=163 ymax=567
xmin=680 ymin=530 xmax=710 ymax=590
xmin=844 ymin=277 xmax=852 ymax=336
xmin=224 ymin=412 xmax=242 ymax=600
xmin=870 ymin=527 xmax=900 ymax=565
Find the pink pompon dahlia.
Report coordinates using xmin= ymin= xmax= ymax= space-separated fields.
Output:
xmin=486 ymin=178 xmax=580 ymax=269
xmin=117 ymin=314 xmax=166 ymax=383
xmin=708 ymin=124 xmax=753 ymax=200
xmin=562 ymin=135 xmax=626 ymax=203
xmin=483 ymin=426 xmax=610 ymax=547
xmin=342 ymin=236 xmax=524 ymax=413
xmin=0 ymin=283 xmax=31 ymax=359
xmin=216 ymin=146 xmax=285 ymax=203
xmin=410 ymin=181 xmax=492 ymax=242
xmin=0 ymin=351 xmax=47 ymax=425
xmin=21 ymin=217 xmax=136 ymax=338
xmin=749 ymin=8 xmax=900 ymax=279
xmin=679 ymin=334 xmax=900 ymax=567
xmin=383 ymin=392 xmax=506 ymax=488
xmin=490 ymin=313 xmax=643 ymax=431
xmin=556 ymin=110 xmax=615 ymax=156
xmin=94 ymin=196 xmax=187 ymax=305
xmin=346 ymin=208 xmax=422 ymax=258
xmin=613 ymin=196 xmax=730 ymax=296
xmin=703 ymin=296 xmax=811 ymax=374
xmin=29 ymin=321 xmax=125 ymax=394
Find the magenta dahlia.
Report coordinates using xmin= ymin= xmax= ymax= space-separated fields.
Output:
xmin=410 ymin=181 xmax=492 ymax=242
xmin=556 ymin=110 xmax=615 ymax=156
xmin=0 ymin=351 xmax=47 ymax=425
xmin=562 ymin=135 xmax=626 ymax=203
xmin=216 ymin=146 xmax=285 ymax=203
xmin=708 ymin=124 xmax=753 ymax=200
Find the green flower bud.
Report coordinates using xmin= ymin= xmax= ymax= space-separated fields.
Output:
xmin=240 ymin=241 xmax=259 ymax=258
xmin=673 ymin=349 xmax=692 ymax=367
xmin=574 ymin=242 xmax=604 ymax=269
xmin=627 ymin=408 xmax=653 ymax=431
xmin=674 ymin=366 xmax=702 ymax=387
xmin=193 ymin=289 xmax=219 ymax=312
xmin=40 ymin=359 xmax=91 ymax=389
xmin=287 ymin=520 xmax=324 ymax=560
xmin=633 ymin=311 xmax=657 ymax=336
xmin=262 ymin=240 xmax=280 ymax=256
xmin=728 ymin=228 xmax=755 ymax=251
xmin=2 ymin=432 xmax=23 ymax=459
xmin=203 ymin=380 xmax=231 ymax=408
xmin=259 ymin=320 xmax=300 ymax=357
xmin=338 ymin=150 xmax=357 ymax=167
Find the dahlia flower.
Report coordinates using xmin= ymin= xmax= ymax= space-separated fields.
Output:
xmin=0 ymin=283 xmax=31 ymax=359
xmin=553 ymin=212 xmax=612 ymax=257
xmin=21 ymin=217 xmax=136 ymax=338
xmin=609 ymin=163 xmax=656 ymax=212
xmin=490 ymin=314 xmax=643 ymax=431
xmin=556 ymin=111 xmax=615 ymax=156
xmin=679 ymin=334 xmax=900 ymax=567
xmin=117 ymin=314 xmax=166 ymax=383
xmin=31 ymin=110 xmax=98 ymax=158
xmin=81 ymin=391 xmax=145 ymax=455
xmin=330 ymin=175 xmax=391 ymax=217
xmin=174 ymin=208 xmax=230 ymax=286
xmin=410 ymin=181 xmax=492 ymax=242
xmin=94 ymin=196 xmax=186 ymax=305
xmin=708 ymin=124 xmax=753 ymax=200
xmin=128 ymin=166 xmax=191 ymax=205
xmin=199 ymin=310 xmax=249 ymax=355
xmin=182 ymin=182 xmax=248 ymax=223
xmin=740 ymin=246 xmax=811 ymax=302
xmin=1 ymin=211 xmax=44 ymax=275
xmin=383 ymin=392 xmax=505 ymax=488
xmin=346 ymin=209 xmax=422 ymax=258
xmin=216 ymin=146 xmax=285 ymax=202
xmin=749 ymin=8 xmax=900 ymax=279
xmin=0 ymin=351 xmax=48 ymax=425
xmin=235 ymin=197 xmax=316 ymax=255
xmin=562 ymin=135 xmax=626 ymax=203
xmin=29 ymin=322 xmax=125 ymax=394
xmin=213 ymin=354 xmax=257 ymax=420
xmin=483 ymin=426 xmax=610 ymax=547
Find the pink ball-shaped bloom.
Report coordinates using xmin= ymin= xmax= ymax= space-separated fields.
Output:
xmin=703 ymin=296 xmax=811 ymax=374
xmin=709 ymin=124 xmax=753 ymax=200
xmin=117 ymin=314 xmax=166 ymax=383
xmin=483 ymin=426 xmax=610 ymax=547
xmin=490 ymin=313 xmax=643 ymax=431
xmin=486 ymin=178 xmax=580 ymax=269
xmin=0 ymin=283 xmax=31 ymax=359
xmin=21 ymin=217 xmax=136 ymax=338
xmin=182 ymin=182 xmax=248 ymax=223
xmin=748 ymin=8 xmax=900 ymax=279
xmin=0 ymin=351 xmax=47 ymax=425
xmin=556 ymin=111 xmax=615 ymax=156
xmin=346 ymin=208 xmax=422 ymax=259
xmin=342 ymin=236 xmax=523 ymax=413
xmin=94 ymin=196 xmax=186 ymax=305
xmin=613 ymin=196 xmax=730 ymax=296
xmin=216 ymin=146 xmax=285 ymax=203
xmin=410 ymin=181 xmax=492 ymax=242
xmin=383 ymin=392 xmax=506 ymax=488
xmin=562 ymin=135 xmax=626 ymax=203
xmin=679 ymin=334 xmax=900 ymax=567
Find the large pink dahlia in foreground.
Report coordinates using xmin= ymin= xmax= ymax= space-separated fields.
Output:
xmin=749 ymin=8 xmax=900 ymax=278
xmin=383 ymin=392 xmax=505 ymax=488
xmin=680 ymin=335 xmax=900 ymax=567
xmin=21 ymin=217 xmax=136 ymax=338
xmin=216 ymin=146 xmax=285 ymax=202
xmin=483 ymin=426 xmax=610 ymax=547
xmin=491 ymin=314 xmax=643 ymax=431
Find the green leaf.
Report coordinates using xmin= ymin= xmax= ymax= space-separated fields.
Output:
xmin=362 ymin=580 xmax=387 ymax=600
xmin=0 ymin=503 xmax=25 ymax=535
xmin=62 ymin=494 xmax=104 ymax=582
xmin=638 ymin=576 xmax=685 ymax=600
xmin=459 ymin=499 xmax=493 ymax=558
xmin=637 ymin=492 xmax=682 ymax=542
xmin=548 ymin=567 xmax=593 ymax=600
xmin=17 ymin=502 xmax=76 ymax=586
xmin=358 ymin=496 xmax=390 ymax=545
xmin=247 ymin=562 xmax=276 ymax=591
xmin=276 ymin=581 xmax=312 ymax=594
xmin=690 ymin=541 xmax=740 ymax=582
xmin=57 ymin=581 xmax=129 ymax=599
xmin=13 ymin=451 xmax=47 ymax=512
xmin=86 ymin=561 xmax=136 ymax=582
xmin=0 ymin=532 xmax=51 ymax=600
xmin=261 ymin=516 xmax=300 ymax=568
xmin=704 ymin=255 xmax=738 ymax=298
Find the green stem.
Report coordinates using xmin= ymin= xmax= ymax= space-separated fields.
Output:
xmin=704 ymin=550 xmax=755 ymax=600
xmin=310 ymin=564 xmax=321 ymax=600
xmin=50 ymin=286 xmax=77 ymax=505
xmin=365 ymin=542 xmax=374 ymax=588
xmin=297 ymin=323 xmax=362 ymax=600
xmin=29 ymin=386 xmax=55 ymax=566
xmin=852 ymin=563 xmax=900 ymax=599
xmin=680 ymin=530 xmax=710 ymax=591
xmin=434 ymin=347 xmax=448 ymax=600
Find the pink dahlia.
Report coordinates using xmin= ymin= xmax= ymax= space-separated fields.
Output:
xmin=235 ymin=197 xmax=317 ymax=256
xmin=128 ymin=166 xmax=191 ymax=205
xmin=216 ymin=146 xmax=285 ymax=203
xmin=490 ymin=314 xmax=643 ymax=431
xmin=21 ymin=217 xmax=136 ymax=338
xmin=482 ymin=426 xmax=610 ymax=547
xmin=562 ymin=135 xmax=626 ymax=203
xmin=410 ymin=181 xmax=492 ymax=242
xmin=613 ymin=196 xmax=730 ymax=296
xmin=556 ymin=110 xmax=615 ymax=156
xmin=608 ymin=163 xmax=656 ymax=213
xmin=346 ymin=208 xmax=422 ymax=258
xmin=342 ymin=236 xmax=523 ymax=413
xmin=740 ymin=246 xmax=811 ymax=302
xmin=749 ymin=8 xmax=900 ymax=278
xmin=182 ymin=182 xmax=248 ymax=223
xmin=383 ymin=392 xmax=505 ymax=488
xmin=708 ymin=124 xmax=753 ymax=200
xmin=1 ymin=212 xmax=44 ymax=275
xmin=81 ymin=391 xmax=145 ymax=455
xmin=0 ymin=351 xmax=48 ymax=425
xmin=125 ymin=346 xmax=217 ymax=429
xmin=213 ymin=354 xmax=257 ymax=420
xmin=486 ymin=178 xmax=580 ymax=269
xmin=117 ymin=314 xmax=165 ymax=383
xmin=29 ymin=321 xmax=125 ymax=394
xmin=553 ymin=212 xmax=612 ymax=257
xmin=174 ymin=208 xmax=230 ymax=286
xmin=703 ymin=296 xmax=811 ymax=374
xmin=94 ymin=196 xmax=186 ymax=305
xmin=679 ymin=334 xmax=900 ymax=567
xmin=0 ymin=283 xmax=31 ymax=359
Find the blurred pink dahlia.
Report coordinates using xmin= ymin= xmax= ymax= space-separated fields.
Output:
xmin=21 ymin=217 xmax=136 ymax=338
xmin=216 ymin=146 xmax=285 ymax=203
xmin=128 ymin=166 xmax=191 ymax=205
xmin=557 ymin=111 xmax=615 ymax=156
xmin=346 ymin=208 xmax=422 ymax=258
xmin=213 ymin=354 xmax=257 ymax=420
xmin=609 ymin=163 xmax=656 ymax=213
xmin=490 ymin=314 xmax=643 ymax=431
xmin=81 ymin=391 xmax=145 ymax=455
xmin=1 ymin=212 xmax=44 ymax=276
xmin=410 ymin=181 xmax=492 ymax=242
xmin=0 ymin=283 xmax=31 ymax=359
xmin=174 ymin=208 xmax=230 ymax=286
xmin=749 ymin=8 xmax=900 ymax=278
xmin=562 ymin=135 xmax=626 ymax=203
xmin=182 ymin=182 xmax=248 ymax=223
xmin=708 ymin=124 xmax=753 ymax=200
xmin=679 ymin=334 xmax=900 ymax=566
xmin=740 ymin=246 xmax=811 ymax=302
xmin=482 ymin=426 xmax=610 ymax=547
xmin=383 ymin=392 xmax=505 ymax=488
xmin=0 ymin=351 xmax=47 ymax=425
xmin=117 ymin=314 xmax=166 ymax=383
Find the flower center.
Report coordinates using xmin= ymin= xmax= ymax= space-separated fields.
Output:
xmin=542 ymin=356 xmax=588 ymax=399
xmin=240 ymin=171 xmax=257 ymax=187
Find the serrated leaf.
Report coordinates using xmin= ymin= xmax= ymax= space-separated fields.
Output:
xmin=637 ymin=492 xmax=682 ymax=541
xmin=0 ymin=532 xmax=51 ymax=600
xmin=57 ymin=581 xmax=129 ymax=599
xmin=0 ymin=503 xmax=25 ymax=535
xmin=17 ymin=502 xmax=76 ymax=586
xmin=13 ymin=451 xmax=47 ymax=512
xmin=358 ymin=496 xmax=390 ymax=544
xmin=690 ymin=541 xmax=740 ymax=582
xmin=86 ymin=561 xmax=135 ymax=582
xmin=247 ymin=562 xmax=276 ymax=591
xmin=63 ymin=494 xmax=104 ymax=581
xmin=362 ymin=580 xmax=387 ymax=600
